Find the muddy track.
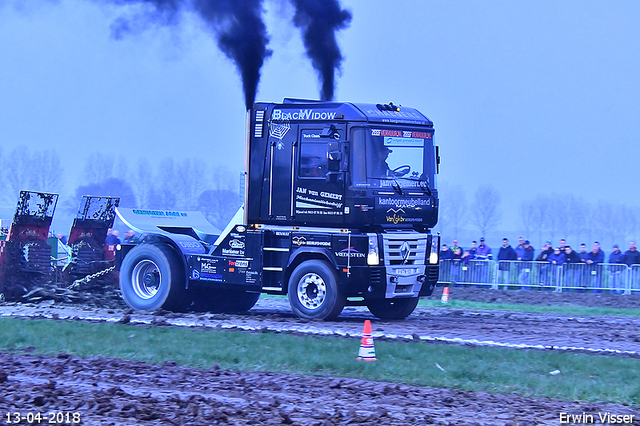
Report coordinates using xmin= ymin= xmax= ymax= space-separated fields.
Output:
xmin=2 ymin=286 xmax=640 ymax=424
xmin=1 ymin=352 xmax=638 ymax=426
xmin=2 ymin=295 xmax=640 ymax=356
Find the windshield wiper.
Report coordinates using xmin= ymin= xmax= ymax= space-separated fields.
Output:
xmin=368 ymin=176 xmax=404 ymax=195
xmin=391 ymin=178 xmax=404 ymax=195
xmin=396 ymin=177 xmax=433 ymax=196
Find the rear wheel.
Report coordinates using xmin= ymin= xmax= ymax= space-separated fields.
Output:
xmin=367 ymin=297 xmax=419 ymax=320
xmin=287 ymin=260 xmax=344 ymax=320
xmin=119 ymin=244 xmax=190 ymax=311
xmin=192 ymin=288 xmax=260 ymax=313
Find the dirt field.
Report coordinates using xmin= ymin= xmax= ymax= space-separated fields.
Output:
xmin=1 ymin=352 xmax=638 ymax=426
xmin=1 ymin=285 xmax=639 ymax=425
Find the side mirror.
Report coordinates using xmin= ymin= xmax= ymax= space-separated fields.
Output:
xmin=326 ymin=171 xmax=339 ymax=183
xmin=327 ymin=142 xmax=341 ymax=171
xmin=328 ymin=142 xmax=341 ymax=161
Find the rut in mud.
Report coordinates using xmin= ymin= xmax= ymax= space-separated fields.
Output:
xmin=1 ymin=352 xmax=638 ymax=426
xmin=1 ymin=285 xmax=639 ymax=424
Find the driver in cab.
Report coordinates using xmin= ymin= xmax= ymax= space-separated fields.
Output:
xmin=371 ymin=146 xmax=392 ymax=177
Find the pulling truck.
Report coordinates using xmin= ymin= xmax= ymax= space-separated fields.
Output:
xmin=117 ymin=99 xmax=441 ymax=320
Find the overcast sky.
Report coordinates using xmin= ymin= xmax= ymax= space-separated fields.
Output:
xmin=1 ymin=0 xmax=639 ymax=232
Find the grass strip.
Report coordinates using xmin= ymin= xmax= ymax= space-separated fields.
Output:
xmin=418 ymin=298 xmax=640 ymax=317
xmin=1 ymin=317 xmax=638 ymax=406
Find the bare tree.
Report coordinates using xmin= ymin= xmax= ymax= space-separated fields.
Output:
xmin=620 ymin=205 xmax=639 ymax=243
xmin=174 ymin=158 xmax=210 ymax=211
xmin=30 ymin=149 xmax=64 ymax=194
xmin=442 ymin=184 xmax=467 ymax=239
xmin=471 ymin=184 xmax=501 ymax=236
xmin=4 ymin=146 xmax=32 ymax=203
xmin=132 ymin=157 xmax=155 ymax=208
xmin=519 ymin=199 xmax=535 ymax=238
xmin=149 ymin=157 xmax=180 ymax=210
xmin=555 ymin=194 xmax=586 ymax=242
xmin=82 ymin=152 xmax=114 ymax=184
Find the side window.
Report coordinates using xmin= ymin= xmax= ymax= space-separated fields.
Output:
xmin=300 ymin=142 xmax=328 ymax=178
xmin=299 ymin=129 xmax=328 ymax=178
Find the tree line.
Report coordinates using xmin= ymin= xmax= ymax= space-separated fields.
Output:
xmin=0 ymin=146 xmax=240 ymax=230
xmin=436 ymin=181 xmax=640 ymax=249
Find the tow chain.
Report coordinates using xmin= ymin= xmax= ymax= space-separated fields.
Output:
xmin=67 ymin=266 xmax=115 ymax=290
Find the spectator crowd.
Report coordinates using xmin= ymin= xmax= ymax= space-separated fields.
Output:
xmin=439 ymin=237 xmax=640 ymax=293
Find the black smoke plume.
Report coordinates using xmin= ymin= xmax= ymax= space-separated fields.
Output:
xmin=289 ymin=0 xmax=352 ymax=101
xmin=192 ymin=0 xmax=272 ymax=110
xmin=108 ymin=0 xmax=272 ymax=109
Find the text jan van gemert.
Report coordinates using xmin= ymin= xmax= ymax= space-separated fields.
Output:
xmin=560 ymin=412 xmax=636 ymax=424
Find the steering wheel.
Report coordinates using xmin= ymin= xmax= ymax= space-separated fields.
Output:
xmin=391 ymin=165 xmax=411 ymax=177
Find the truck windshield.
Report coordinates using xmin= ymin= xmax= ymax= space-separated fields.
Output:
xmin=351 ymin=126 xmax=435 ymax=189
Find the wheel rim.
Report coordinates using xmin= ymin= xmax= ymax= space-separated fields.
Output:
xmin=297 ymin=272 xmax=326 ymax=310
xmin=131 ymin=260 xmax=161 ymax=300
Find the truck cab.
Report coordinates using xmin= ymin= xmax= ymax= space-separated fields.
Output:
xmin=117 ymin=99 xmax=440 ymax=320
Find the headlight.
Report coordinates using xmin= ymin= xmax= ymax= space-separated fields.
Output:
xmin=429 ymin=235 xmax=439 ymax=264
xmin=367 ymin=234 xmax=379 ymax=266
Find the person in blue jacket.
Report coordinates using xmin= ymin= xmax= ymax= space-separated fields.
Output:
xmin=497 ymin=238 xmax=517 ymax=288
xmin=518 ymin=240 xmax=535 ymax=290
xmin=586 ymin=242 xmax=605 ymax=292
xmin=609 ymin=244 xmax=625 ymax=294
xmin=439 ymin=244 xmax=453 ymax=260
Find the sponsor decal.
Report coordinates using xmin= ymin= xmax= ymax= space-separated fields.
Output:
xmin=200 ymin=273 xmax=223 ymax=282
xmin=385 ymin=207 xmax=410 ymax=224
xmin=222 ymin=248 xmax=244 ymax=256
xmin=335 ymin=247 xmax=365 ymax=258
xmin=272 ymin=109 xmax=337 ymax=121
xmin=296 ymin=209 xmax=343 ymax=216
xmin=269 ymin=122 xmax=290 ymax=139
xmin=229 ymin=260 xmax=249 ymax=268
xmin=364 ymin=108 xmax=427 ymax=122
xmin=386 ymin=214 xmax=405 ymax=224
xmin=201 ymin=263 xmax=217 ymax=273
xmin=230 ymin=239 xmax=245 ymax=249
xmin=236 ymin=226 xmax=246 ymax=233
xmin=191 ymin=270 xmax=200 ymax=279
xmin=305 ymin=240 xmax=331 ymax=247
xmin=302 ymin=132 xmax=321 ymax=139
xmin=275 ymin=231 xmax=290 ymax=236
xmin=292 ymin=236 xmax=330 ymax=247
xmin=379 ymin=197 xmax=431 ymax=208
xmin=296 ymin=196 xmax=343 ymax=210
xmin=179 ymin=241 xmax=202 ymax=249
xmin=133 ymin=209 xmax=188 ymax=217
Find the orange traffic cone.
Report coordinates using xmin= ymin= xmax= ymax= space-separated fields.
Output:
xmin=357 ymin=320 xmax=377 ymax=361
xmin=441 ymin=286 xmax=450 ymax=304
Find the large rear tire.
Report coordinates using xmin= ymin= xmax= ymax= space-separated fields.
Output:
xmin=192 ymin=288 xmax=260 ymax=313
xmin=367 ymin=297 xmax=419 ymax=320
xmin=287 ymin=260 xmax=344 ymax=320
xmin=119 ymin=244 xmax=190 ymax=312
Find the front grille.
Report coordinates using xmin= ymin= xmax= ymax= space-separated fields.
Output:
xmin=383 ymin=233 xmax=427 ymax=266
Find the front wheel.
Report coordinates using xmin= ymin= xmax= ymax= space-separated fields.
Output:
xmin=288 ymin=260 xmax=344 ymax=320
xmin=367 ymin=297 xmax=419 ymax=320
xmin=119 ymin=243 xmax=190 ymax=312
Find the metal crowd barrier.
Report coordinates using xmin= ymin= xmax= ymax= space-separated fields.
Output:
xmin=438 ymin=260 xmax=640 ymax=294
